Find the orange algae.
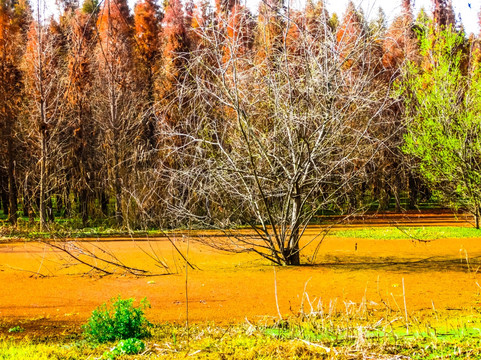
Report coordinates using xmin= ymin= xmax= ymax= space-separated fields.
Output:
xmin=0 ymin=211 xmax=480 ymax=335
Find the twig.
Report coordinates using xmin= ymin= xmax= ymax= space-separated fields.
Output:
xmin=46 ymin=241 xmax=113 ymax=275
xmin=185 ymin=235 xmax=190 ymax=350
xmin=298 ymin=339 xmax=337 ymax=354
xmin=402 ymin=278 xmax=409 ymax=335
xmin=273 ymin=266 xmax=282 ymax=321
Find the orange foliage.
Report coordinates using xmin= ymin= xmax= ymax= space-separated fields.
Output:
xmin=162 ymin=0 xmax=187 ymax=57
xmin=215 ymin=0 xmax=236 ymax=18
xmin=223 ymin=3 xmax=252 ymax=60
xmin=23 ymin=23 xmax=43 ymax=99
xmin=305 ymin=0 xmax=329 ymax=36
xmin=156 ymin=0 xmax=189 ymax=125
xmin=66 ymin=10 xmax=92 ymax=107
xmin=382 ymin=0 xmax=417 ymax=71
xmin=97 ymin=0 xmax=131 ymax=45
xmin=0 ymin=3 xmax=18 ymax=60
xmin=336 ymin=1 xmax=363 ymax=46
xmin=95 ymin=0 xmax=133 ymax=84
xmin=23 ymin=18 xmax=63 ymax=128
xmin=0 ymin=0 xmax=25 ymax=131
xmin=255 ymin=0 xmax=283 ymax=63
xmin=285 ymin=1 xmax=330 ymax=55
xmin=284 ymin=10 xmax=301 ymax=53
xmin=336 ymin=1 xmax=365 ymax=68
xmin=134 ymin=0 xmax=161 ymax=68
xmin=189 ymin=0 xmax=210 ymax=50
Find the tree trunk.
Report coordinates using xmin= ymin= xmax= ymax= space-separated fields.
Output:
xmin=56 ymin=194 xmax=63 ymax=214
xmin=101 ymin=192 xmax=109 ymax=216
xmin=22 ymin=195 xmax=29 ymax=218
xmin=476 ymin=206 xmax=480 ymax=229
xmin=394 ymin=186 xmax=401 ymax=212
xmin=378 ymin=175 xmax=390 ymax=211
xmin=23 ymin=183 xmax=32 ymax=220
xmin=47 ymin=195 xmax=54 ymax=222
xmin=115 ymin=180 xmax=123 ymax=227
xmin=64 ymin=192 xmax=71 ymax=217
xmin=1 ymin=189 xmax=8 ymax=217
xmin=286 ymin=190 xmax=301 ymax=266
xmin=7 ymin=133 xmax=17 ymax=225
xmin=408 ymin=175 xmax=418 ymax=209
xmin=39 ymin=129 xmax=47 ymax=231
xmin=80 ymin=188 xmax=88 ymax=226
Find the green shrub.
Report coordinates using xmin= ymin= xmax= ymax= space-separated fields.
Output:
xmin=8 ymin=326 xmax=24 ymax=333
xmin=102 ymin=338 xmax=145 ymax=359
xmin=83 ymin=296 xmax=151 ymax=343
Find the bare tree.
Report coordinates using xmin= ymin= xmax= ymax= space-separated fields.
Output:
xmin=156 ymin=6 xmax=391 ymax=265
xmin=0 ymin=0 xmax=29 ymax=225
xmin=93 ymin=0 xmax=143 ymax=226
xmin=23 ymin=3 xmax=65 ymax=231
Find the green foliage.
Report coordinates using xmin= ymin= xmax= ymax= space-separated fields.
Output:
xmin=7 ymin=326 xmax=24 ymax=333
xmin=83 ymin=296 xmax=151 ymax=343
xmin=3 ymin=312 xmax=481 ymax=359
xmin=332 ymin=226 xmax=481 ymax=240
xmin=102 ymin=338 xmax=145 ymax=359
xmin=400 ymin=25 xmax=481 ymax=217
xmin=81 ymin=0 xmax=98 ymax=14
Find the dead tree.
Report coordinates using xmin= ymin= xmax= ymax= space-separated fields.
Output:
xmin=156 ymin=6 xmax=392 ymax=265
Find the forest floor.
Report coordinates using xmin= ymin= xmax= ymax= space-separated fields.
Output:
xmin=1 ymin=210 xmax=481 ymax=358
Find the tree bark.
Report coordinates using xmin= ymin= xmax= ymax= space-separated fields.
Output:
xmin=80 ymin=188 xmax=88 ymax=226
xmin=47 ymin=195 xmax=54 ymax=222
xmin=476 ymin=206 xmax=480 ymax=229
xmin=6 ymin=124 xmax=17 ymax=225
xmin=115 ymin=179 xmax=123 ymax=226
xmin=39 ymin=128 xmax=47 ymax=231
xmin=1 ymin=188 xmax=8 ymax=217
xmin=101 ymin=192 xmax=109 ymax=216
xmin=286 ymin=189 xmax=301 ymax=265
xmin=408 ymin=175 xmax=418 ymax=209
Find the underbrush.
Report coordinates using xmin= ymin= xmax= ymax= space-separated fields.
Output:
xmin=2 ymin=304 xmax=481 ymax=359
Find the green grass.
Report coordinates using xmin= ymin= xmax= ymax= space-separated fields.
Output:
xmin=0 ymin=221 xmax=171 ymax=242
xmin=332 ymin=226 xmax=481 ymax=241
xmin=3 ymin=307 xmax=481 ymax=359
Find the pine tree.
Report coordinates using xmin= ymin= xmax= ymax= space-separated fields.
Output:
xmin=433 ymin=0 xmax=455 ymax=29
xmin=383 ymin=0 xmax=417 ymax=71
xmin=254 ymin=0 xmax=283 ymax=64
xmin=224 ymin=2 xmax=252 ymax=59
xmin=23 ymin=14 xmax=64 ymax=230
xmin=156 ymin=0 xmax=189 ymax=126
xmin=0 ymin=0 xmax=30 ymax=225
xmin=64 ymin=5 xmax=97 ymax=224
xmin=134 ymin=0 xmax=162 ymax=148
xmin=95 ymin=0 xmax=139 ymax=226
xmin=336 ymin=1 xmax=366 ymax=69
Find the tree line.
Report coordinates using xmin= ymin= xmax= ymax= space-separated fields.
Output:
xmin=0 ymin=0 xmax=479 ymax=259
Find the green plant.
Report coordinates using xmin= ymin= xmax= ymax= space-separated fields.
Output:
xmin=8 ymin=325 xmax=24 ymax=333
xmin=332 ymin=226 xmax=481 ymax=240
xmin=400 ymin=25 xmax=481 ymax=227
xmin=102 ymin=338 xmax=145 ymax=359
xmin=83 ymin=296 xmax=151 ymax=343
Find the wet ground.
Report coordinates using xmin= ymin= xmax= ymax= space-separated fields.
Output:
xmin=1 ymin=211 xmax=480 ymax=336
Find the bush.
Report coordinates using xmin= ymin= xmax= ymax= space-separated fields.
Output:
xmin=83 ymin=296 xmax=151 ymax=343
xmin=8 ymin=326 xmax=24 ymax=333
